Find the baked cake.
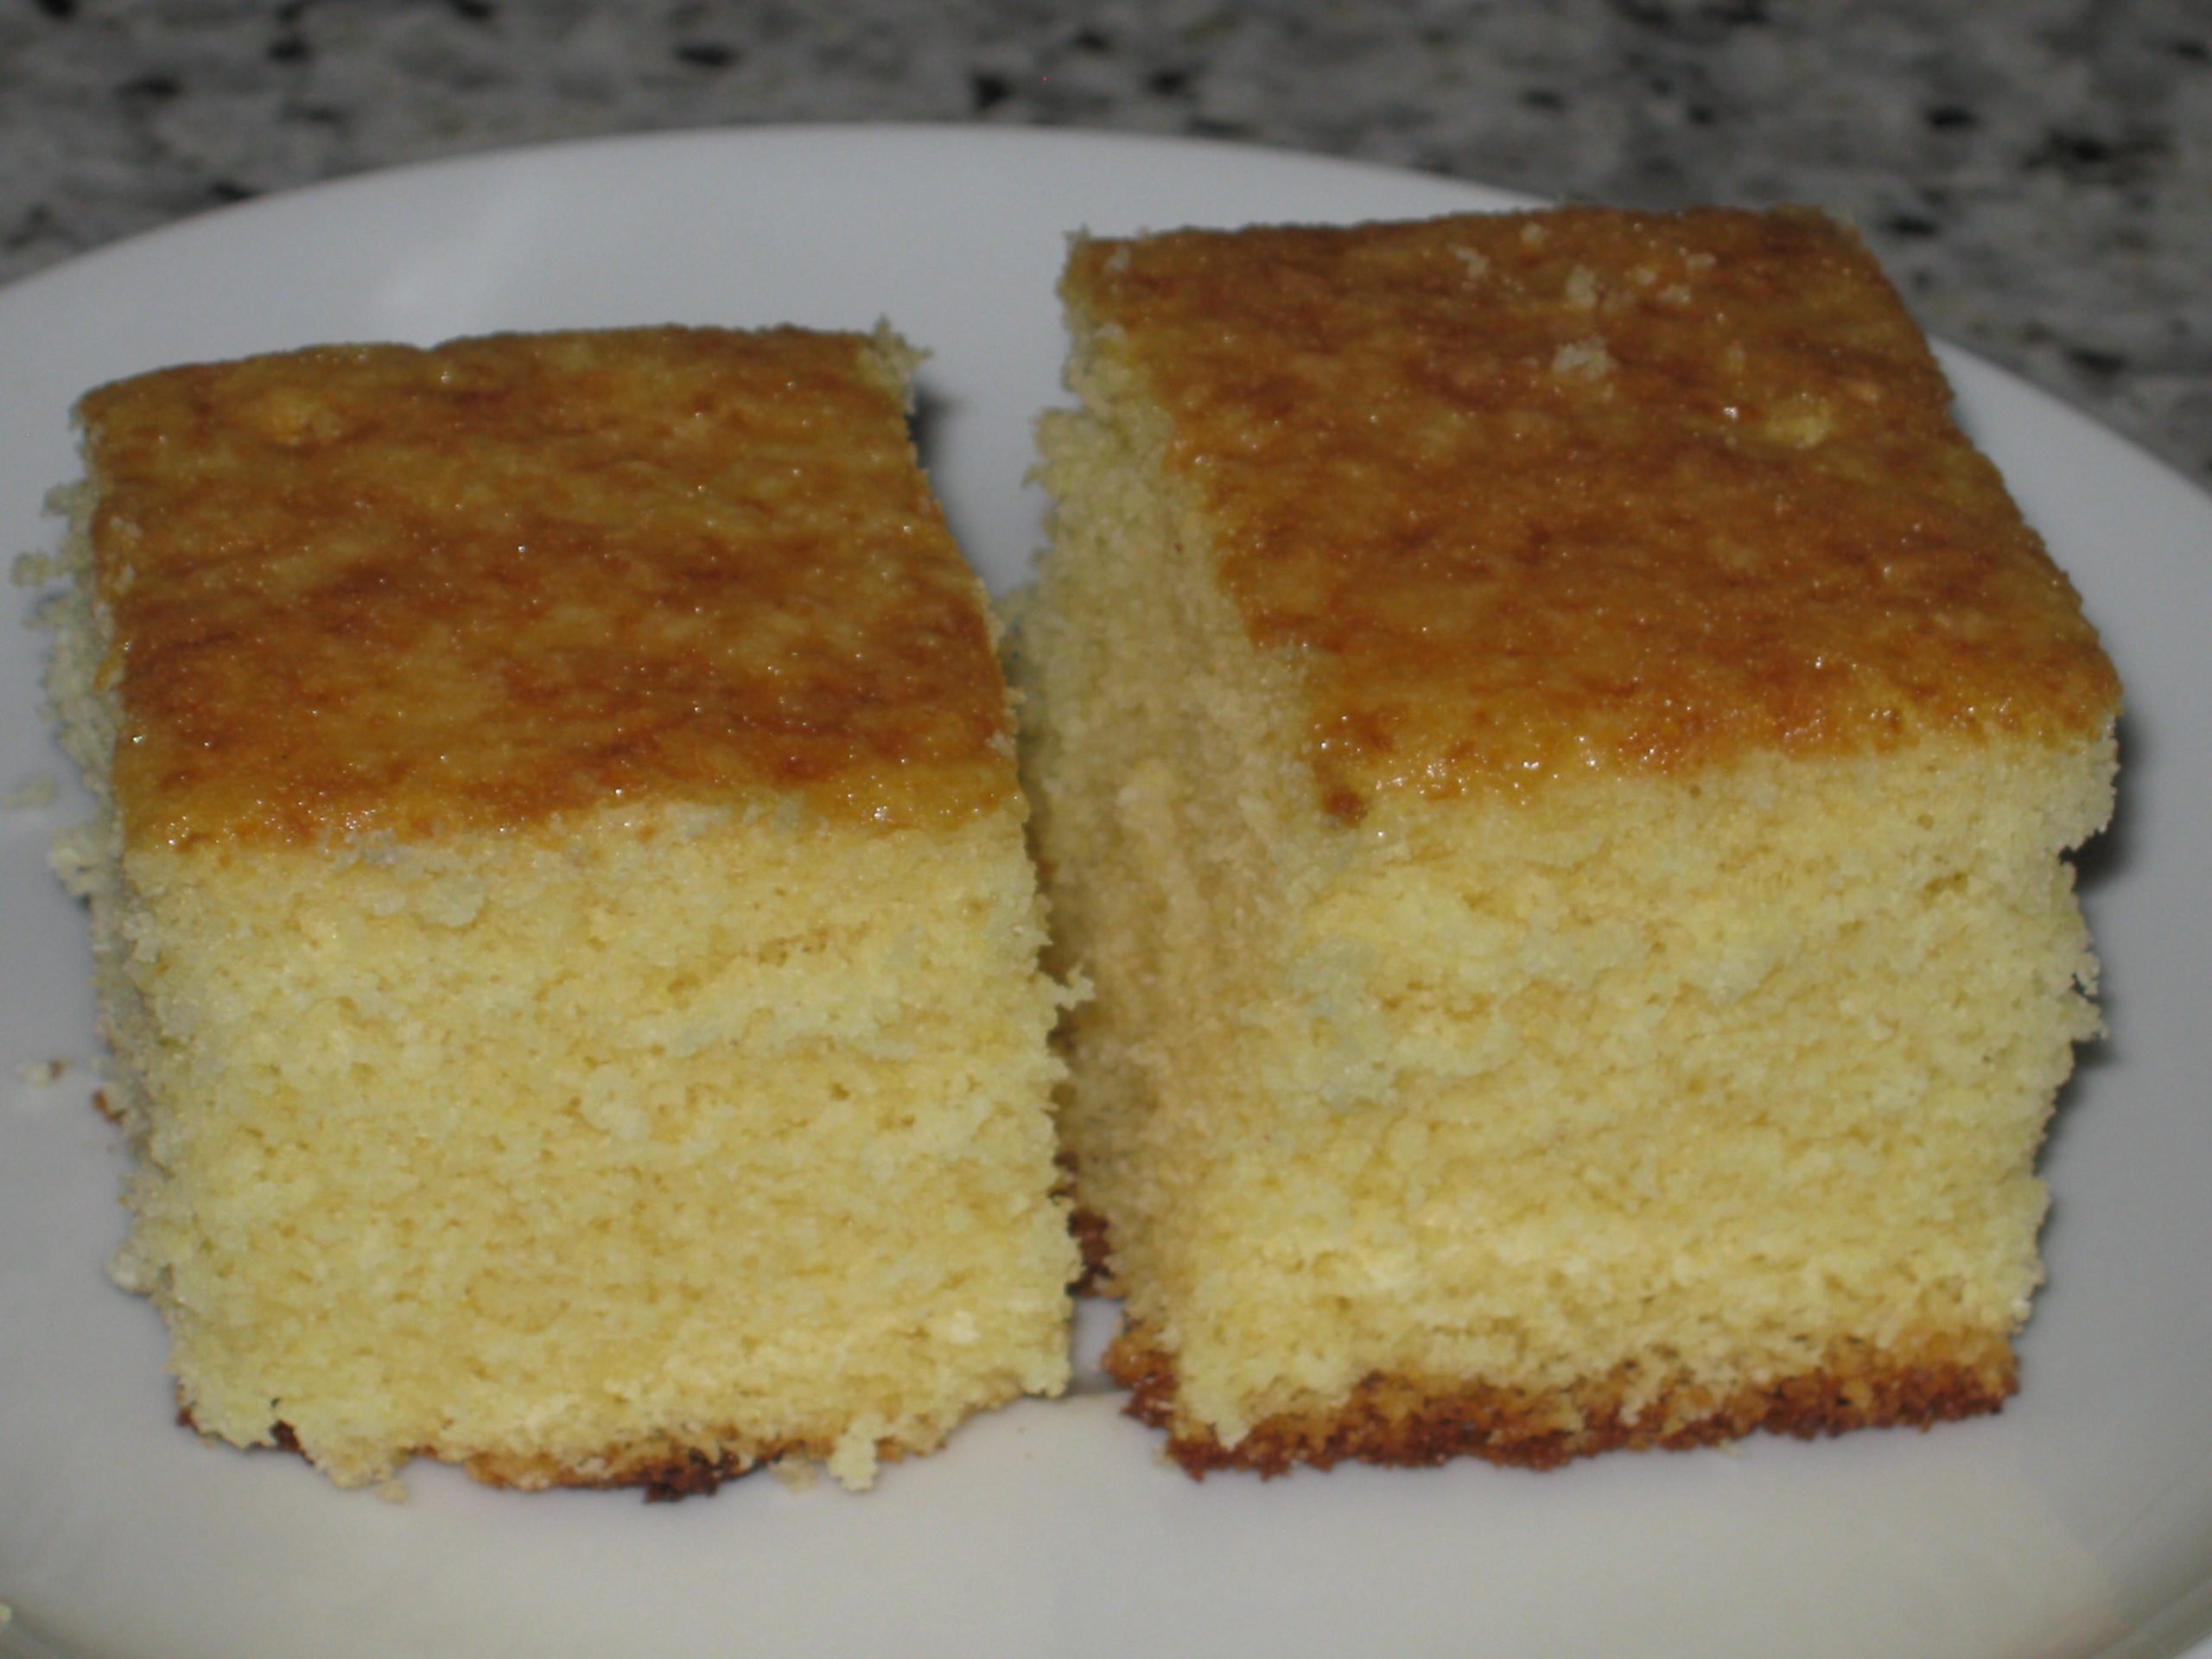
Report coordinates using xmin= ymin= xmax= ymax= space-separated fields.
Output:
xmin=1013 ymin=208 xmax=2120 ymax=1474
xmin=45 ymin=326 xmax=1077 ymax=1493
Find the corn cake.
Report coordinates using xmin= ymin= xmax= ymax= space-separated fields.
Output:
xmin=45 ymin=325 xmax=1077 ymax=1494
xmin=1014 ymin=207 xmax=2121 ymax=1475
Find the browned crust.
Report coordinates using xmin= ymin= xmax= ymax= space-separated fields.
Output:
xmin=1069 ymin=1204 xmax=1116 ymax=1295
xmin=85 ymin=327 xmax=1016 ymax=847
xmin=1054 ymin=1144 xmax=1119 ymax=1296
xmin=1105 ymin=1325 xmax=2017 ymax=1478
xmin=461 ymin=1432 xmax=909 ymax=1502
xmin=1065 ymin=208 xmax=2121 ymax=815
xmin=177 ymin=1398 xmax=896 ymax=1502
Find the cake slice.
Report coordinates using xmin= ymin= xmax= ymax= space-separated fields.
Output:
xmin=46 ymin=326 xmax=1077 ymax=1493
xmin=1014 ymin=208 xmax=2120 ymax=1474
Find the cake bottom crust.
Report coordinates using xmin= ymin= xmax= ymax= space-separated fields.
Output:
xmin=181 ymin=1402 xmax=903 ymax=1501
xmin=1105 ymin=1325 xmax=2018 ymax=1478
xmin=459 ymin=1433 xmax=872 ymax=1501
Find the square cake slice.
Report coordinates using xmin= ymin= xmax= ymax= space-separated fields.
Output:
xmin=1014 ymin=208 xmax=2121 ymax=1474
xmin=47 ymin=326 xmax=1077 ymax=1492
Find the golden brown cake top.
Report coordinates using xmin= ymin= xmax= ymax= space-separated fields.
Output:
xmin=1065 ymin=208 xmax=2121 ymax=817
xmin=80 ymin=327 xmax=1015 ymax=847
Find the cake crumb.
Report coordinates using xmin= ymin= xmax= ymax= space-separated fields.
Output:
xmin=372 ymin=1475 xmax=410 ymax=1503
xmin=10 ymin=551 xmax=57 ymax=587
xmin=1551 ymin=337 xmax=1615 ymax=379
xmin=1452 ymin=246 xmax=1491 ymax=280
xmin=827 ymin=1423 xmax=884 ymax=1490
xmin=1563 ymin=265 xmax=1599 ymax=309
xmin=1520 ymin=221 xmax=1547 ymax=246
xmin=16 ymin=1058 xmax=67 ymax=1086
xmin=1764 ymin=396 xmax=1836 ymax=448
xmin=770 ymin=1454 xmax=823 ymax=1492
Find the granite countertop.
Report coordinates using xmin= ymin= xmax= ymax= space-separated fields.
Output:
xmin=0 ymin=1 xmax=2204 ymax=484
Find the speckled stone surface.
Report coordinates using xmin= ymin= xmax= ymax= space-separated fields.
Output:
xmin=0 ymin=0 xmax=2205 ymax=480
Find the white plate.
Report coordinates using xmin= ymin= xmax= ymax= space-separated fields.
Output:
xmin=3 ymin=125 xmax=2209 ymax=1659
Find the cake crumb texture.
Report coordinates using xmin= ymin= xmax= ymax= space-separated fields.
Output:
xmin=50 ymin=326 xmax=1077 ymax=1492
xmin=1018 ymin=207 xmax=2119 ymax=1475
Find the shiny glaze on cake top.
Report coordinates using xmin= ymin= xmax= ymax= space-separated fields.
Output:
xmin=80 ymin=327 xmax=1014 ymax=847
xmin=1065 ymin=208 xmax=2121 ymax=818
